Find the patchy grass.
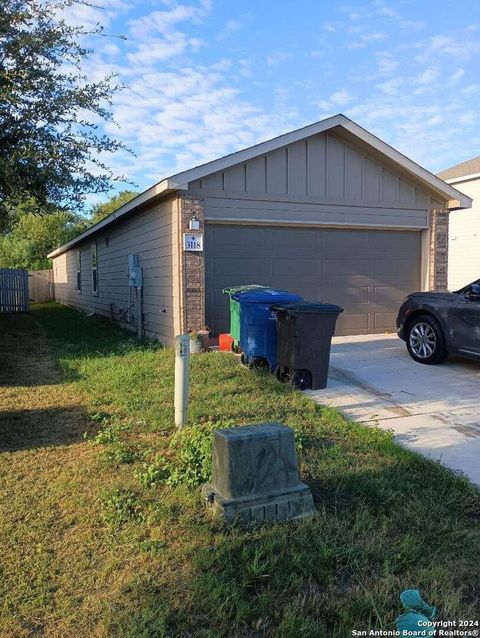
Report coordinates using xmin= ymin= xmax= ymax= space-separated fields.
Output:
xmin=0 ymin=303 xmax=479 ymax=637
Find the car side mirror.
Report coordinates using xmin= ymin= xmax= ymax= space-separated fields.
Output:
xmin=466 ymin=284 xmax=480 ymax=301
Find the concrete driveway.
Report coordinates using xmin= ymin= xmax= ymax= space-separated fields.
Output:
xmin=308 ymin=334 xmax=480 ymax=486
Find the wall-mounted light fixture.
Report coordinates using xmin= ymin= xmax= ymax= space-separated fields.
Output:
xmin=189 ymin=213 xmax=200 ymax=231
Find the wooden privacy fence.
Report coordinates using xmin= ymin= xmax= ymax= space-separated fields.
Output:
xmin=0 ymin=269 xmax=29 ymax=312
xmin=29 ymin=269 xmax=54 ymax=303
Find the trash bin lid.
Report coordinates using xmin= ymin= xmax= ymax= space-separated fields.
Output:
xmin=222 ymin=284 xmax=270 ymax=295
xmin=232 ymin=290 xmax=303 ymax=303
xmin=272 ymin=302 xmax=344 ymax=315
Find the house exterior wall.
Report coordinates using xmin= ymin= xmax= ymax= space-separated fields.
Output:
xmin=50 ymin=129 xmax=454 ymax=343
xmin=52 ymin=194 xmax=180 ymax=345
xmin=448 ymin=177 xmax=480 ymax=290
xmin=188 ymin=131 xmax=431 ymax=230
xmin=184 ymin=131 xmax=449 ymax=322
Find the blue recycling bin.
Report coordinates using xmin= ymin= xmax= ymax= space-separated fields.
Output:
xmin=233 ymin=289 xmax=303 ymax=370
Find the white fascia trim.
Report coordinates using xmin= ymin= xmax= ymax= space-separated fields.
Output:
xmin=445 ymin=172 xmax=480 ymax=185
xmin=47 ymin=180 xmax=172 ymax=258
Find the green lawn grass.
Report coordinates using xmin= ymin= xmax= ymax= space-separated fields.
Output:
xmin=0 ymin=303 xmax=479 ymax=637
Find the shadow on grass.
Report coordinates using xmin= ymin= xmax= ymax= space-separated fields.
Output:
xmin=0 ymin=311 xmax=67 ymax=387
xmin=0 ymin=405 xmax=90 ymax=452
xmin=0 ymin=304 xmax=164 ymax=388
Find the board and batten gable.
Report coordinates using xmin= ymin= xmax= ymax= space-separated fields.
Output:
xmin=52 ymin=194 xmax=180 ymax=345
xmin=448 ymin=176 xmax=480 ymax=290
xmin=187 ymin=131 xmax=440 ymax=230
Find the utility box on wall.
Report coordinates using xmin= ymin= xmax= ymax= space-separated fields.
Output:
xmin=128 ymin=254 xmax=143 ymax=287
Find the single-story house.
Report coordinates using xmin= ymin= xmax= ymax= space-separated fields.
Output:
xmin=48 ymin=114 xmax=472 ymax=345
xmin=437 ymin=157 xmax=480 ymax=291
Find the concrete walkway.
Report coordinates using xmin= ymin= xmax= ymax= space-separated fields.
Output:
xmin=308 ymin=334 xmax=480 ymax=486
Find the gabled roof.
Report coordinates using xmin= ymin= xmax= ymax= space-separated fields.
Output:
xmin=48 ymin=113 xmax=472 ymax=259
xmin=437 ymin=155 xmax=480 ymax=182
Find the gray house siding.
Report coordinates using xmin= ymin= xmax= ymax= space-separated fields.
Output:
xmin=48 ymin=118 xmax=459 ymax=342
xmin=187 ymin=131 xmax=431 ymax=230
xmin=52 ymin=194 xmax=179 ymax=345
xmin=185 ymin=130 xmax=450 ymax=335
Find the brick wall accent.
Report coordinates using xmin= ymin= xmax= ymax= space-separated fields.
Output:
xmin=179 ymin=196 xmax=206 ymax=332
xmin=429 ymin=209 xmax=449 ymax=291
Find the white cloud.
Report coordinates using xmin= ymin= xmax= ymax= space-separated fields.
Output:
xmin=348 ymin=32 xmax=387 ymax=49
xmin=266 ymin=52 xmax=293 ymax=66
xmin=126 ymin=32 xmax=202 ymax=64
xmin=449 ymin=68 xmax=465 ymax=84
xmin=415 ymin=67 xmax=439 ymax=85
xmin=128 ymin=4 xmax=207 ymax=38
xmin=376 ymin=77 xmax=403 ymax=95
xmin=317 ymin=89 xmax=354 ymax=111
xmin=416 ymin=28 xmax=480 ymax=63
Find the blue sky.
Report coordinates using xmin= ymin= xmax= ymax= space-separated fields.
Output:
xmin=71 ymin=0 xmax=480 ymax=201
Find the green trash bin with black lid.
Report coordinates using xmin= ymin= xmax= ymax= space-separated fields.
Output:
xmin=273 ymin=302 xmax=343 ymax=390
xmin=222 ymin=284 xmax=271 ymax=351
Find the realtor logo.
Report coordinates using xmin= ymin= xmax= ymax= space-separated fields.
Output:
xmin=183 ymin=233 xmax=203 ymax=252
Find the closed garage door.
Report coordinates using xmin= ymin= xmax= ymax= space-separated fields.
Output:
xmin=205 ymin=224 xmax=422 ymax=336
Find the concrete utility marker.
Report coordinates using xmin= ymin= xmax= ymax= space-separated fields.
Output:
xmin=202 ymin=423 xmax=314 ymax=524
xmin=308 ymin=334 xmax=480 ymax=487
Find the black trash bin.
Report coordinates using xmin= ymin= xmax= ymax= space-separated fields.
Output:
xmin=273 ymin=302 xmax=343 ymax=390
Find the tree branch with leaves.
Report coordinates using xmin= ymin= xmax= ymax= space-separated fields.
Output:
xmin=0 ymin=0 xmax=132 ymax=231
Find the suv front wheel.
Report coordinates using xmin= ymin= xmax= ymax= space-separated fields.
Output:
xmin=406 ymin=315 xmax=447 ymax=365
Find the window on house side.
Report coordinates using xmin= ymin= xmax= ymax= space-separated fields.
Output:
xmin=76 ymin=249 xmax=82 ymax=293
xmin=91 ymin=243 xmax=98 ymax=295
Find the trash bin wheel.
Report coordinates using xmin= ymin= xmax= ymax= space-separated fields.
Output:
xmin=290 ymin=369 xmax=312 ymax=390
xmin=274 ymin=365 xmax=288 ymax=382
xmin=231 ymin=342 xmax=241 ymax=354
xmin=240 ymin=353 xmax=248 ymax=366
xmin=248 ymin=357 xmax=269 ymax=371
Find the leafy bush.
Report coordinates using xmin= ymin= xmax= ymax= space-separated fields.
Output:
xmin=136 ymin=420 xmax=236 ymax=489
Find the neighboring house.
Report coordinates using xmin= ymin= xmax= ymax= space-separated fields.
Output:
xmin=48 ymin=114 xmax=471 ymax=345
xmin=437 ymin=157 xmax=480 ymax=291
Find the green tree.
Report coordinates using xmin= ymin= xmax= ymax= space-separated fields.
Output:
xmin=0 ymin=0 xmax=131 ymax=232
xmin=90 ymin=190 xmax=138 ymax=225
xmin=0 ymin=207 xmax=87 ymax=270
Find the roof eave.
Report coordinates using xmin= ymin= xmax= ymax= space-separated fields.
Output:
xmin=445 ymin=172 xmax=480 ymax=186
xmin=47 ymin=180 xmax=174 ymax=259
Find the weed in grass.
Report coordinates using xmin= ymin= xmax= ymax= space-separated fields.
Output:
xmin=138 ymin=539 xmax=167 ymax=556
xmin=101 ymin=441 xmax=140 ymax=465
xmin=91 ymin=418 xmax=131 ymax=445
xmin=137 ymin=420 xmax=236 ymax=489
xmin=101 ymin=489 xmax=144 ymax=526
xmin=89 ymin=410 xmax=113 ymax=423
xmin=136 ymin=456 xmax=171 ymax=488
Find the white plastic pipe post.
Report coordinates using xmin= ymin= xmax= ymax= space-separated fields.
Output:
xmin=174 ymin=334 xmax=190 ymax=428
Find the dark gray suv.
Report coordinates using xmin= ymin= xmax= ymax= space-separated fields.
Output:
xmin=397 ymin=279 xmax=480 ymax=364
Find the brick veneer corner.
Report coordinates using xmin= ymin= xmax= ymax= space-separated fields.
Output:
xmin=429 ymin=209 xmax=449 ymax=291
xmin=179 ymin=196 xmax=206 ymax=332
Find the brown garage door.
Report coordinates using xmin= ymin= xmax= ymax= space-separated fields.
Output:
xmin=205 ymin=224 xmax=421 ymax=336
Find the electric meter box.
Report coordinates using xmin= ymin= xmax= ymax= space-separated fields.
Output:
xmin=128 ymin=254 xmax=143 ymax=287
